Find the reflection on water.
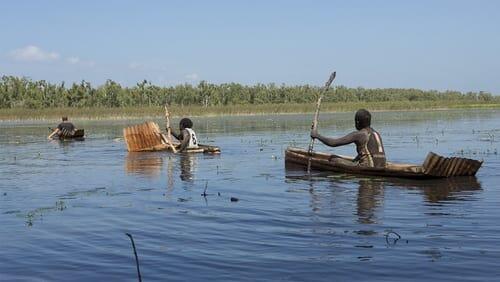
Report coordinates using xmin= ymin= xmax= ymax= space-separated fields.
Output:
xmin=357 ymin=180 xmax=384 ymax=224
xmin=285 ymin=167 xmax=482 ymax=225
xmin=179 ymin=153 xmax=196 ymax=182
xmin=125 ymin=152 xmax=198 ymax=182
xmin=125 ymin=152 xmax=164 ymax=177
xmin=1 ymin=110 xmax=499 ymax=281
xmin=385 ymin=177 xmax=482 ymax=203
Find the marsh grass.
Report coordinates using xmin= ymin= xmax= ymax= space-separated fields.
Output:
xmin=1 ymin=100 xmax=499 ymax=120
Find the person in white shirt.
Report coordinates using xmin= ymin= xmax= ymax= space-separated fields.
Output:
xmin=170 ymin=118 xmax=199 ymax=152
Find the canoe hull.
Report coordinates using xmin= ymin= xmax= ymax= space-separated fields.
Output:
xmin=132 ymin=143 xmax=221 ymax=154
xmin=123 ymin=121 xmax=220 ymax=154
xmin=56 ymin=129 xmax=85 ymax=141
xmin=285 ymin=147 xmax=481 ymax=179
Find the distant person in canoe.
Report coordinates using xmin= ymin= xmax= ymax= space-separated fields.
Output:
xmin=310 ymin=109 xmax=386 ymax=168
xmin=169 ymin=118 xmax=199 ymax=152
xmin=47 ymin=116 xmax=77 ymax=139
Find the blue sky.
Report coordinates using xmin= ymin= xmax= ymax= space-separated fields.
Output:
xmin=1 ymin=0 xmax=499 ymax=93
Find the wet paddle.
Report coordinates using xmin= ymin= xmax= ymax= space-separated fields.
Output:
xmin=307 ymin=71 xmax=336 ymax=174
xmin=47 ymin=127 xmax=59 ymax=139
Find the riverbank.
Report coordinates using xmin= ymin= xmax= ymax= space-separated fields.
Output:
xmin=1 ymin=100 xmax=499 ymax=121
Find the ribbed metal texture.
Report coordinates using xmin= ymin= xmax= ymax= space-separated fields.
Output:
xmin=123 ymin=122 xmax=164 ymax=152
xmin=422 ymin=152 xmax=482 ymax=177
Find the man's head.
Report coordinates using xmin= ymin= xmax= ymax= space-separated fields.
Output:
xmin=179 ymin=118 xmax=193 ymax=130
xmin=355 ymin=109 xmax=371 ymax=130
xmin=62 ymin=116 xmax=68 ymax=122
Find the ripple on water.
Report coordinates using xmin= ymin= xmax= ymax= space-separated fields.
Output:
xmin=1 ymin=111 xmax=500 ymax=281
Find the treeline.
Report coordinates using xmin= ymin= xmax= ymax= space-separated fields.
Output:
xmin=0 ymin=75 xmax=497 ymax=109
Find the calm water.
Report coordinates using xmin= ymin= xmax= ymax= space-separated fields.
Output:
xmin=1 ymin=110 xmax=499 ymax=281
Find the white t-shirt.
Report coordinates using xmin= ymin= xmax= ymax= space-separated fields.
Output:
xmin=184 ymin=128 xmax=199 ymax=149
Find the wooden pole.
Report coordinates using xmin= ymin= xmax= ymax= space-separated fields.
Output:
xmin=307 ymin=71 xmax=336 ymax=174
xmin=164 ymin=104 xmax=177 ymax=153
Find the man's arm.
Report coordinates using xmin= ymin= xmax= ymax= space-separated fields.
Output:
xmin=311 ymin=129 xmax=361 ymax=147
xmin=47 ymin=128 xmax=60 ymax=139
xmin=178 ymin=130 xmax=190 ymax=152
xmin=169 ymin=128 xmax=181 ymax=140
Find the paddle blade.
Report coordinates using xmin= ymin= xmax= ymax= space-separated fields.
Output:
xmin=324 ymin=71 xmax=336 ymax=88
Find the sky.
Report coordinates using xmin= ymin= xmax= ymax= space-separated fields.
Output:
xmin=1 ymin=0 xmax=499 ymax=93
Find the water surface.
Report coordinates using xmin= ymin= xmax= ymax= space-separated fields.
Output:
xmin=1 ymin=110 xmax=499 ymax=281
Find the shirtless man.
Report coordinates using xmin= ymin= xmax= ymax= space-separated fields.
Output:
xmin=310 ymin=109 xmax=386 ymax=167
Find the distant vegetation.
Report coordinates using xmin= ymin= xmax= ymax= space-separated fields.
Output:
xmin=2 ymin=101 xmax=499 ymax=121
xmin=1 ymin=76 xmax=498 ymax=110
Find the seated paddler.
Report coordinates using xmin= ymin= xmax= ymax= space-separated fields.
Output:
xmin=169 ymin=118 xmax=199 ymax=152
xmin=310 ymin=109 xmax=386 ymax=168
xmin=48 ymin=116 xmax=77 ymax=139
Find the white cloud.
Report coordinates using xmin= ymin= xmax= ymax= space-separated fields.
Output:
xmin=9 ymin=45 xmax=59 ymax=62
xmin=67 ymin=56 xmax=80 ymax=64
xmin=185 ymin=73 xmax=199 ymax=81
xmin=66 ymin=56 xmax=95 ymax=67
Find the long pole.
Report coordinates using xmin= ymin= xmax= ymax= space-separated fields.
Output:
xmin=307 ymin=72 xmax=336 ymax=174
xmin=164 ymin=104 xmax=177 ymax=153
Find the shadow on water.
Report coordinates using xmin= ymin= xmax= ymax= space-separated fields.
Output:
xmin=285 ymin=165 xmax=482 ymax=225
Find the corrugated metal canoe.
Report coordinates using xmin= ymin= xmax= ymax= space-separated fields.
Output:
xmin=285 ymin=147 xmax=482 ymax=179
xmin=123 ymin=121 xmax=220 ymax=153
xmin=49 ymin=128 xmax=85 ymax=141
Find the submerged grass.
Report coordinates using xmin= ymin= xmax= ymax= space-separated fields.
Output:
xmin=1 ymin=100 xmax=499 ymax=121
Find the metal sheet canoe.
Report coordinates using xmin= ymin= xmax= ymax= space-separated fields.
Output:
xmin=123 ymin=121 xmax=220 ymax=154
xmin=285 ymin=147 xmax=482 ymax=179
